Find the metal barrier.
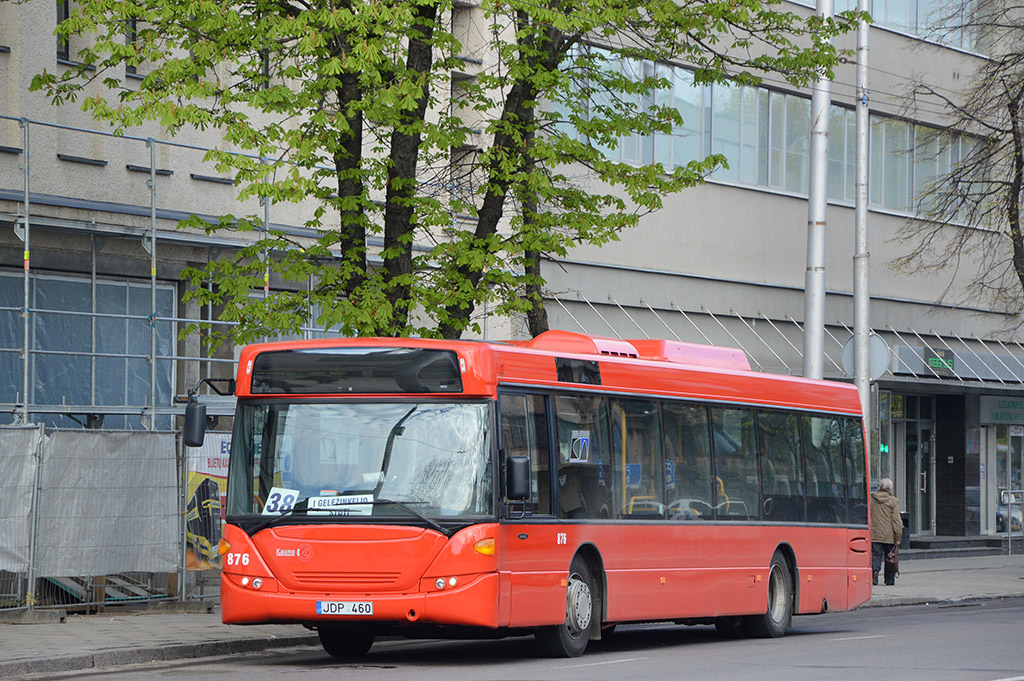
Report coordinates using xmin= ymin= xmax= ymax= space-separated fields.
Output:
xmin=0 ymin=426 xmax=221 ymax=613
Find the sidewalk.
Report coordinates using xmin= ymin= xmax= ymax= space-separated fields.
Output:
xmin=2 ymin=553 xmax=1023 ymax=678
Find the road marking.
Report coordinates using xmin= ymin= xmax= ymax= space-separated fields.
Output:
xmin=560 ymin=656 xmax=650 ymax=669
xmin=989 ymin=676 xmax=1024 ymax=681
xmin=829 ymin=635 xmax=887 ymax=641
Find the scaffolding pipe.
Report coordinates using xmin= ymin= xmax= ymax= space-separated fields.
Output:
xmin=148 ymin=139 xmax=158 ymax=430
xmin=802 ymin=0 xmax=834 ymax=380
xmin=19 ymin=118 xmax=30 ymax=424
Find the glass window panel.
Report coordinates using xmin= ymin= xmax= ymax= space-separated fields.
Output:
xmin=673 ymin=68 xmax=703 ymax=167
xmin=33 ymin=350 xmax=90 ymax=407
xmin=883 ymin=118 xmax=910 ymax=211
xmin=802 ymin=415 xmax=846 ymax=524
xmin=500 ymin=393 xmax=551 ymax=515
xmin=128 ymin=284 xmax=153 ymax=355
xmin=95 ymin=356 xmax=126 ymax=406
xmin=590 ymin=48 xmax=618 ymax=159
xmin=758 ymin=89 xmax=770 ymax=186
xmin=758 ymin=411 xmax=805 ymax=522
xmin=711 ymin=407 xmax=758 ymax=519
xmin=845 ymin=108 xmax=857 ymax=202
xmin=784 ymin=95 xmax=810 ymax=194
xmin=654 ymin=63 xmax=674 ymax=168
xmin=663 ymin=402 xmax=713 ymax=520
xmin=887 ymin=0 xmax=912 ymax=31
xmin=828 ymin=105 xmax=847 ymax=201
xmin=620 ymin=59 xmax=642 ymax=164
xmin=845 ymin=419 xmax=868 ymax=525
xmin=870 ymin=115 xmax=885 ymax=205
xmin=611 ymin=398 xmax=663 ymax=517
xmin=34 ymin=278 xmax=91 ymax=353
xmin=0 ymin=353 xmax=22 ymax=425
xmin=0 ymin=272 xmax=20 ymax=348
xmin=741 ymin=86 xmax=758 ymax=184
xmin=711 ymin=82 xmax=741 ymax=182
xmin=556 ymin=394 xmax=613 ymax=519
xmin=640 ymin=60 xmax=656 ymax=166
xmin=95 ymin=281 xmax=126 ymax=355
xmin=996 ymin=424 xmax=1009 ymax=489
xmin=917 ymin=0 xmax=943 ymax=30
xmin=914 ymin=124 xmax=940 ymax=212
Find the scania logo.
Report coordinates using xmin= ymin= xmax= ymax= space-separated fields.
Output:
xmin=297 ymin=543 xmax=313 ymax=562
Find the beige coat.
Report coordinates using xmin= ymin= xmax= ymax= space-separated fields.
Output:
xmin=870 ymin=489 xmax=903 ymax=544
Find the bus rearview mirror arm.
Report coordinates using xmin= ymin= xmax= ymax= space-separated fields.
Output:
xmin=182 ymin=377 xmax=236 ymax=448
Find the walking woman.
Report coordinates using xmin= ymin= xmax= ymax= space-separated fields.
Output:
xmin=870 ymin=478 xmax=903 ymax=586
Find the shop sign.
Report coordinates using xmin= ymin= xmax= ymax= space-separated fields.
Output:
xmin=924 ymin=348 xmax=955 ymax=377
xmin=980 ymin=395 xmax=1024 ymax=425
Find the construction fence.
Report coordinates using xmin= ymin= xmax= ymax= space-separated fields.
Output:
xmin=0 ymin=425 xmax=229 ymax=613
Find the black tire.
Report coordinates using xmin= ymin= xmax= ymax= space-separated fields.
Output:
xmin=318 ymin=624 xmax=375 ymax=658
xmin=742 ymin=551 xmax=793 ymax=638
xmin=536 ymin=555 xmax=595 ymax=657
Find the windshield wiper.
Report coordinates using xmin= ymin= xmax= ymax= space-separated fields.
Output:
xmin=247 ymin=497 xmax=452 ymax=537
xmin=248 ymin=497 xmax=310 ymax=534
xmin=374 ymin=499 xmax=452 ymax=537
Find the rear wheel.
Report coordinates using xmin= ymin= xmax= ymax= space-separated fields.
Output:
xmin=318 ymin=624 xmax=374 ymax=658
xmin=742 ymin=551 xmax=793 ymax=638
xmin=536 ymin=555 xmax=595 ymax=657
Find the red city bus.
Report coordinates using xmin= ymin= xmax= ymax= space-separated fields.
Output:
xmin=184 ymin=330 xmax=872 ymax=658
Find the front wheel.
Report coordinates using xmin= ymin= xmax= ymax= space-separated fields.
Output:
xmin=742 ymin=551 xmax=793 ymax=638
xmin=318 ymin=624 xmax=374 ymax=658
xmin=536 ymin=555 xmax=595 ymax=657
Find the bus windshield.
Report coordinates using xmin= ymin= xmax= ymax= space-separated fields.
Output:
xmin=226 ymin=401 xmax=493 ymax=520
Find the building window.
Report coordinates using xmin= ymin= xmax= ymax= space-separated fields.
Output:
xmin=56 ymin=0 xmax=70 ymax=61
xmin=553 ymin=47 xmax=978 ymax=219
xmin=790 ymin=0 xmax=982 ymax=53
xmin=125 ymin=18 xmax=137 ymax=76
xmin=0 ymin=272 xmax=176 ymax=430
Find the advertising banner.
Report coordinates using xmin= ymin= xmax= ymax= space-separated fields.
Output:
xmin=186 ymin=432 xmax=231 ymax=570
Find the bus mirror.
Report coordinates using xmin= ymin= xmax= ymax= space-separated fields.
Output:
xmin=183 ymin=397 xmax=207 ymax=448
xmin=506 ymin=455 xmax=531 ymax=501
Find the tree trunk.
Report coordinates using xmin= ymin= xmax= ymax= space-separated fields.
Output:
xmin=438 ymin=18 xmax=566 ymax=339
xmin=384 ymin=3 xmax=437 ymax=333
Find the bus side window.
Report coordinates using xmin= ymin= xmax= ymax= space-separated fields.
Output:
xmin=802 ymin=415 xmax=846 ymax=524
xmin=663 ymin=402 xmax=713 ymax=520
xmin=845 ymin=418 xmax=869 ymax=525
xmin=554 ymin=395 xmax=613 ymax=519
xmin=499 ymin=393 xmax=551 ymax=515
xmin=610 ymin=398 xmax=663 ymax=518
xmin=757 ymin=410 xmax=805 ymax=522
xmin=710 ymin=407 xmax=758 ymax=520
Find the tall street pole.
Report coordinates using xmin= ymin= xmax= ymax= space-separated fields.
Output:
xmin=803 ymin=0 xmax=834 ymax=380
xmin=854 ymin=0 xmax=871 ymax=419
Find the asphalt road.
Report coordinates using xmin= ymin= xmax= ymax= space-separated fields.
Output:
xmin=34 ymin=597 xmax=1024 ymax=681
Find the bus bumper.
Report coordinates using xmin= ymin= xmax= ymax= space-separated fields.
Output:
xmin=221 ymin=570 xmax=501 ymax=628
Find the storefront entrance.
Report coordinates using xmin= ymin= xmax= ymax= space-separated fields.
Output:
xmin=896 ymin=419 xmax=935 ymax=535
xmin=994 ymin=425 xmax=1023 ymax=535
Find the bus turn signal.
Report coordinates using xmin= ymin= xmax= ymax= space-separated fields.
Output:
xmin=473 ymin=538 xmax=495 ymax=556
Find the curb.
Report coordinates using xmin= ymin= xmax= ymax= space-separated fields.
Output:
xmin=0 ymin=633 xmax=319 ymax=679
xmin=860 ymin=592 xmax=1024 ymax=609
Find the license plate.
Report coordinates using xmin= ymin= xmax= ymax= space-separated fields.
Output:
xmin=316 ymin=601 xmax=374 ymax=616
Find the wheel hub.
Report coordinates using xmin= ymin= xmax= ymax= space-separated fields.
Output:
xmin=565 ymin=571 xmax=592 ymax=638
